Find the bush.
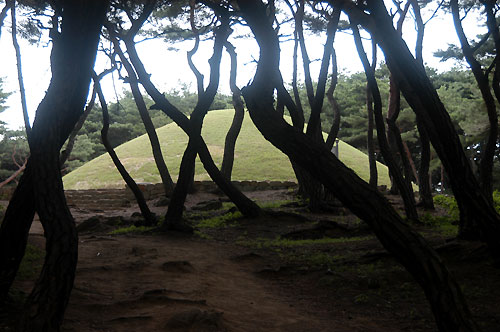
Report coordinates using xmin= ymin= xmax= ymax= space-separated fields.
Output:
xmin=493 ymin=190 xmax=500 ymax=214
xmin=435 ymin=191 xmax=500 ymax=219
xmin=433 ymin=195 xmax=459 ymax=220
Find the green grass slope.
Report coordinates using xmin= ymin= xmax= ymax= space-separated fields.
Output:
xmin=63 ymin=109 xmax=391 ymax=189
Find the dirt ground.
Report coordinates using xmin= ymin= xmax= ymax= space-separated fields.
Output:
xmin=3 ymin=189 xmax=500 ymax=331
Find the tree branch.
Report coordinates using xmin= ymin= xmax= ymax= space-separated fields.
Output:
xmin=0 ymin=0 xmax=12 ymax=39
xmin=11 ymin=1 xmax=31 ymax=140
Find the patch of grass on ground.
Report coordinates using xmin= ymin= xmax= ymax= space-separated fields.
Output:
xmin=17 ymin=244 xmax=44 ymax=280
xmin=238 ymin=235 xmax=373 ymax=249
xmin=110 ymin=225 xmax=156 ymax=235
xmin=197 ymin=211 xmax=243 ymax=228
xmin=420 ymin=211 xmax=458 ymax=237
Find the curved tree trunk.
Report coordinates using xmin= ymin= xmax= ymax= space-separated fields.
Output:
xmin=386 ymin=76 xmax=402 ymax=194
xmin=120 ymin=35 xmax=261 ymax=219
xmin=112 ymin=40 xmax=174 ymax=197
xmin=366 ymin=40 xmax=378 ymax=188
xmin=0 ymin=1 xmax=12 ymax=38
xmin=352 ymin=23 xmax=418 ymax=222
xmin=163 ymin=12 xmax=231 ymax=231
xmin=366 ymin=86 xmax=377 ymax=188
xmin=17 ymin=2 xmax=108 ymax=331
xmin=11 ymin=2 xmax=31 ymax=139
xmin=417 ymin=117 xmax=435 ymax=209
xmin=285 ymin=1 xmax=342 ymax=210
xmin=60 ymin=68 xmax=113 ymax=168
xmin=95 ymin=75 xmax=156 ymax=227
xmin=451 ymin=0 xmax=498 ymax=211
xmin=341 ymin=0 xmax=500 ymax=253
xmin=284 ymin=1 xmax=311 ymax=200
xmin=221 ymin=91 xmax=244 ymax=180
xmin=480 ymin=0 xmax=500 ymax=204
xmin=409 ymin=0 xmax=434 ymax=209
xmin=238 ymin=2 xmax=479 ymax=330
xmin=325 ymin=49 xmax=341 ymax=148
xmin=60 ymin=85 xmax=97 ymax=167
xmin=221 ymin=41 xmax=245 ymax=180
xmin=0 ymin=167 xmax=35 ymax=299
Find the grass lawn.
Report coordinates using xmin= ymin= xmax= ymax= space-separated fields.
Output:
xmin=63 ymin=109 xmax=391 ymax=189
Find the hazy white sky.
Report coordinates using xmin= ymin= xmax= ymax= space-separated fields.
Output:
xmin=0 ymin=4 xmax=481 ymax=130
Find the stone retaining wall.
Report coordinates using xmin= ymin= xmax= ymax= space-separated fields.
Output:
xmin=125 ymin=180 xmax=298 ymax=201
xmin=63 ymin=180 xmax=297 ymax=210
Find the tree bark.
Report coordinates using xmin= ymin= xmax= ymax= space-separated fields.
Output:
xmin=163 ymin=11 xmax=231 ymax=231
xmin=0 ymin=167 xmax=35 ymax=300
xmin=351 ymin=22 xmax=419 ymax=222
xmin=285 ymin=2 xmax=342 ymax=210
xmin=113 ymin=40 xmax=175 ymax=197
xmin=120 ymin=34 xmax=261 ymax=219
xmin=94 ymin=75 xmax=156 ymax=227
xmin=237 ymin=2 xmax=479 ymax=330
xmin=410 ymin=0 xmax=434 ymax=209
xmin=13 ymin=2 xmax=108 ymax=331
xmin=366 ymin=40 xmax=377 ymax=188
xmin=283 ymin=0 xmax=312 ymax=200
xmin=480 ymin=0 xmax=500 ymax=203
xmin=10 ymin=1 xmax=31 ymax=139
xmin=60 ymin=85 xmax=97 ymax=167
xmin=451 ymin=0 xmax=498 ymax=208
xmin=366 ymin=84 xmax=377 ymax=188
xmin=325 ymin=49 xmax=341 ymax=148
xmin=60 ymin=68 xmax=114 ymax=168
xmin=0 ymin=1 xmax=12 ymax=38
xmin=220 ymin=41 xmax=245 ymax=180
xmin=386 ymin=75 xmax=402 ymax=194
xmin=339 ymin=0 xmax=500 ymax=251
xmin=417 ymin=117 xmax=435 ymax=209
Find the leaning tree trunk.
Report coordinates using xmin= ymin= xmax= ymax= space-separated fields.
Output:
xmin=409 ymin=0 xmax=434 ymax=210
xmin=121 ymin=35 xmax=261 ymax=219
xmin=346 ymin=0 xmax=500 ymax=252
xmin=11 ymin=2 xmax=31 ymax=139
xmin=60 ymin=85 xmax=97 ymax=167
xmin=221 ymin=41 xmax=245 ymax=180
xmin=367 ymin=83 xmax=378 ymax=188
xmin=0 ymin=167 xmax=35 ymax=300
xmin=366 ymin=42 xmax=378 ymax=188
xmin=60 ymin=68 xmax=113 ymax=168
xmin=163 ymin=13 xmax=231 ymax=231
xmin=286 ymin=4 xmax=314 ymax=201
xmin=451 ymin=0 xmax=498 ymax=207
xmin=94 ymin=76 xmax=156 ymax=227
xmin=351 ymin=23 xmax=419 ymax=222
xmin=238 ymin=2 xmax=479 ymax=330
xmin=326 ymin=49 xmax=341 ymax=148
xmin=417 ymin=117 xmax=435 ymax=209
xmin=0 ymin=1 xmax=12 ymax=37
xmin=13 ymin=2 xmax=108 ymax=331
xmin=114 ymin=39 xmax=175 ymax=197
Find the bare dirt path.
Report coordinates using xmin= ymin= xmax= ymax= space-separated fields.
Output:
xmin=8 ymin=189 xmax=500 ymax=331
xmin=20 ymin=189 xmax=385 ymax=332
xmin=61 ymin=233 xmax=346 ymax=332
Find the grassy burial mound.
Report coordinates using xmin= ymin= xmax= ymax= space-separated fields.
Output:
xmin=63 ymin=109 xmax=391 ymax=189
